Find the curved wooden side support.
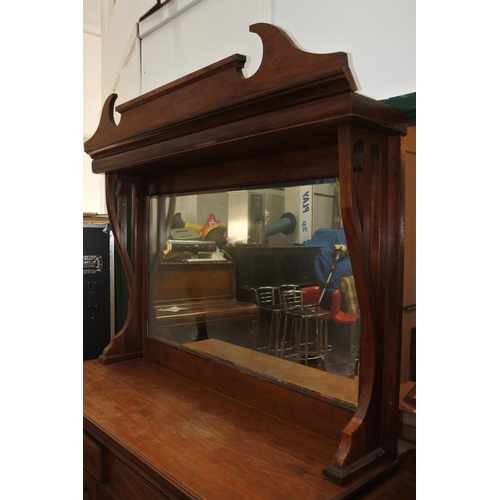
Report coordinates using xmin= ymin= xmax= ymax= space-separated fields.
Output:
xmin=323 ymin=125 xmax=403 ymax=485
xmin=98 ymin=174 xmax=143 ymax=364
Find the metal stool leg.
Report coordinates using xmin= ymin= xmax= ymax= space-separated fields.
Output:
xmin=304 ymin=318 xmax=310 ymax=365
xmin=274 ymin=311 xmax=283 ymax=357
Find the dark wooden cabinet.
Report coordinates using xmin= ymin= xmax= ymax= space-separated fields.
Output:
xmin=84 ymin=23 xmax=410 ymax=498
xmin=224 ymin=246 xmax=321 ymax=300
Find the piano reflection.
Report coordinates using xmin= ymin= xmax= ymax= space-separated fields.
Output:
xmin=149 ymin=261 xmax=258 ymax=345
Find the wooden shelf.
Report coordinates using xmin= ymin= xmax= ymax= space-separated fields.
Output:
xmin=185 ymin=338 xmax=358 ymax=407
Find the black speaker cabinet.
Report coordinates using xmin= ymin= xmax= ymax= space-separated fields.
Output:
xmin=83 ymin=223 xmax=114 ymax=360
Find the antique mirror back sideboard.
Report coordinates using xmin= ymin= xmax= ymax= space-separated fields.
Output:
xmin=84 ymin=23 xmax=408 ymax=499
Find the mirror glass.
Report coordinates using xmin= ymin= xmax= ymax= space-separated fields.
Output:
xmin=147 ymin=178 xmax=360 ymax=407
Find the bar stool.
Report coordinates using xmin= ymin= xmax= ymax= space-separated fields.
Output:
xmin=301 ymin=285 xmax=334 ymax=352
xmin=277 ymin=287 xmax=302 ymax=357
xmin=280 ymin=290 xmax=328 ymax=365
xmin=253 ymin=286 xmax=286 ymax=356
xmin=278 ymin=284 xmax=298 ymax=296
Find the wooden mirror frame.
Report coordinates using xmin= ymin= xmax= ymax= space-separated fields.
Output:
xmin=84 ymin=23 xmax=408 ymax=487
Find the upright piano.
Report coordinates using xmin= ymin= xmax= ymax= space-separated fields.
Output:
xmin=149 ymin=260 xmax=259 ymax=344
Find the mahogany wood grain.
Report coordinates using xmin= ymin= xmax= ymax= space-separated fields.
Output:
xmin=145 ymin=146 xmax=340 ymax=198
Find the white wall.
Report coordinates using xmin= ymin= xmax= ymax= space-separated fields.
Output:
xmin=83 ymin=1 xmax=105 ymax=214
xmin=139 ymin=0 xmax=273 ymax=94
xmin=84 ymin=0 xmax=416 ymax=210
xmin=273 ymin=0 xmax=416 ymax=100
xmin=139 ymin=0 xmax=415 ymax=100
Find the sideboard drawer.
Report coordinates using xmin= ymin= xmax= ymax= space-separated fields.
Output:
xmin=83 ymin=468 xmax=98 ymax=500
xmin=106 ymin=454 xmax=178 ymax=500
xmin=83 ymin=432 xmax=105 ymax=483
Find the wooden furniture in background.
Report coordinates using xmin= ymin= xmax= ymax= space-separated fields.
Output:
xmin=224 ymin=246 xmax=322 ymax=301
xmin=83 ymin=23 xmax=409 ymax=498
xmin=150 ymin=261 xmax=258 ymax=340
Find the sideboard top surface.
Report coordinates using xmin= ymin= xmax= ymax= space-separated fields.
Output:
xmin=83 ymin=358 xmax=376 ymax=499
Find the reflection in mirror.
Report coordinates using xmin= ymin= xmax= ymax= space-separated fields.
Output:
xmin=147 ymin=179 xmax=360 ymax=407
